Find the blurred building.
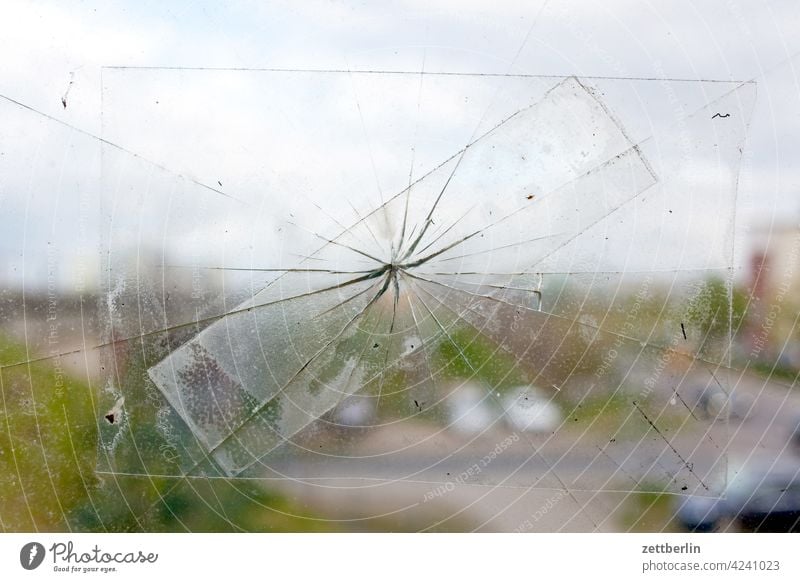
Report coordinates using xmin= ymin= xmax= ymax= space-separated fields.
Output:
xmin=744 ymin=220 xmax=800 ymax=368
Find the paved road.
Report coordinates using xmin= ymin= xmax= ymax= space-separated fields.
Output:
xmin=261 ymin=371 xmax=800 ymax=531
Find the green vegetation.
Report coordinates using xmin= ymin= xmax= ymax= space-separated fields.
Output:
xmin=435 ymin=326 xmax=529 ymax=390
xmin=617 ymin=482 xmax=681 ymax=532
xmin=686 ymin=277 xmax=748 ymax=345
xmin=0 ymin=333 xmax=335 ymax=532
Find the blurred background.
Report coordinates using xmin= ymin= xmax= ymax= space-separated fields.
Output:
xmin=2 ymin=0 xmax=800 ymax=532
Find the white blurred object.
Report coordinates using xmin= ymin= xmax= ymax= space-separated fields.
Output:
xmin=502 ymin=386 xmax=562 ymax=432
xmin=446 ymin=382 xmax=500 ymax=435
xmin=333 ymin=395 xmax=375 ymax=427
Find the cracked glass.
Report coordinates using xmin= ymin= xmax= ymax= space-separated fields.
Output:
xmin=91 ymin=68 xmax=755 ymax=528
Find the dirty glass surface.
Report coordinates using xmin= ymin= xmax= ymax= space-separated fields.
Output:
xmin=86 ymin=68 xmax=755 ymax=528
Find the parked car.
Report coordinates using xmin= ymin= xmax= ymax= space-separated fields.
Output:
xmin=446 ymin=383 xmax=563 ymax=435
xmin=675 ymin=462 xmax=800 ymax=532
xmin=791 ymin=416 xmax=800 ymax=450
xmin=332 ymin=394 xmax=376 ymax=428
xmin=446 ymin=382 xmax=501 ymax=435
xmin=502 ymin=385 xmax=562 ymax=433
xmin=691 ymin=384 xmax=750 ymax=422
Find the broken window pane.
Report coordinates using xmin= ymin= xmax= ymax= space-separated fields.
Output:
xmin=93 ymin=67 xmax=755 ymax=531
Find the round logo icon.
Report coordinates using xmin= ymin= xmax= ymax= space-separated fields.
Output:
xmin=20 ymin=542 xmax=46 ymax=570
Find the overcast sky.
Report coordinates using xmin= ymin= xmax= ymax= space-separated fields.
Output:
xmin=1 ymin=0 xmax=799 ymax=289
